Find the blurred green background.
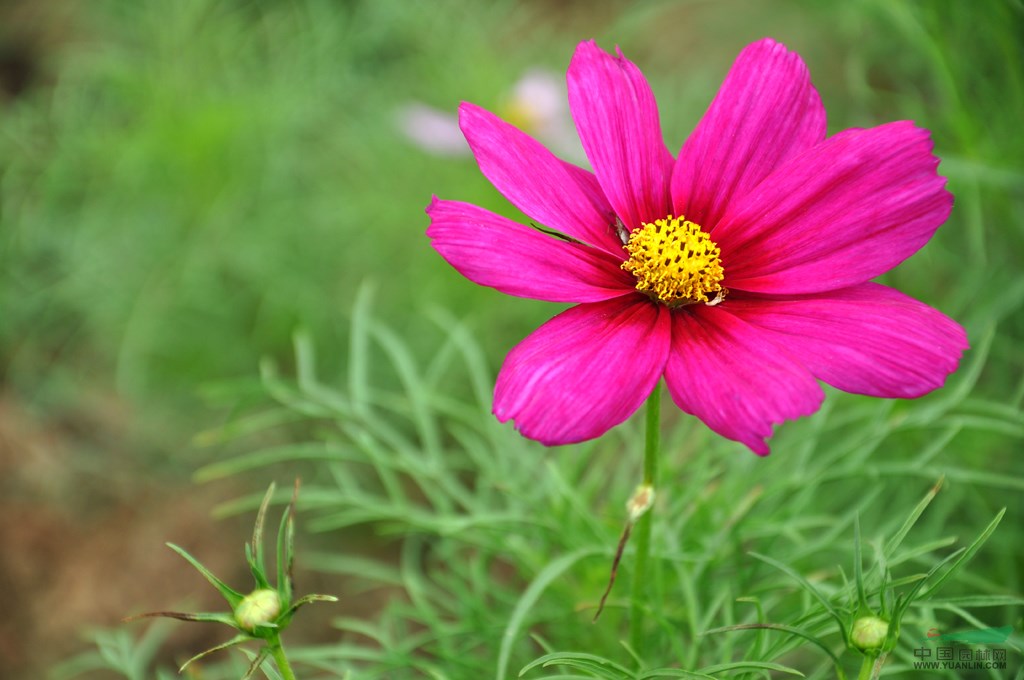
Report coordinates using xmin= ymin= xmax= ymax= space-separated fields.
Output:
xmin=1 ymin=0 xmax=1021 ymax=676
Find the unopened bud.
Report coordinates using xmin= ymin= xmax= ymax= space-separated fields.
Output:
xmin=851 ymin=615 xmax=889 ymax=652
xmin=234 ymin=589 xmax=282 ymax=632
xmin=627 ymin=484 xmax=655 ymax=522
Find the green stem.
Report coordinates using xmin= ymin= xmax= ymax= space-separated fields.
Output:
xmin=856 ymin=653 xmax=885 ymax=680
xmin=268 ymin=635 xmax=297 ymax=680
xmin=629 ymin=385 xmax=661 ymax=657
xmin=641 ymin=385 xmax=660 ymax=487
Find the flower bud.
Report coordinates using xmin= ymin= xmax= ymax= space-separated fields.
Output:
xmin=626 ymin=484 xmax=655 ymax=522
xmin=234 ymin=589 xmax=282 ymax=632
xmin=851 ymin=615 xmax=889 ymax=652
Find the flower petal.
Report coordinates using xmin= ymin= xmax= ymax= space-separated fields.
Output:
xmin=724 ymin=283 xmax=968 ymax=398
xmin=560 ymin=159 xmax=617 ymax=228
xmin=494 ymin=297 xmax=670 ymax=445
xmin=426 ymin=198 xmax=634 ymax=303
xmin=664 ymin=306 xmax=824 ymax=455
xmin=567 ymin=41 xmax=674 ymax=230
xmin=459 ymin=102 xmax=623 ymax=255
xmin=671 ymin=38 xmax=826 ymax=229
xmin=715 ymin=121 xmax=953 ymax=294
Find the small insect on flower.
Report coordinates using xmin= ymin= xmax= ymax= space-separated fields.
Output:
xmin=426 ymin=38 xmax=967 ymax=454
xmin=613 ymin=216 xmax=629 ymax=245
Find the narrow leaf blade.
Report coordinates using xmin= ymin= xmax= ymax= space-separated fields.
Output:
xmin=166 ymin=543 xmax=244 ymax=608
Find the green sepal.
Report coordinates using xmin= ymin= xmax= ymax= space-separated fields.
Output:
xmin=878 ymin=568 xmax=891 ymax=618
xmin=249 ymin=482 xmax=276 ymax=588
xmin=247 ymin=620 xmax=282 ymax=641
xmin=277 ymin=479 xmax=299 ymax=606
xmin=124 ymin=610 xmax=240 ymax=628
xmin=179 ymin=633 xmax=251 ymax=672
xmin=166 ymin=542 xmax=245 ymax=608
xmin=283 ymin=593 xmax=338 ymax=620
xmin=246 ymin=542 xmax=272 ymax=590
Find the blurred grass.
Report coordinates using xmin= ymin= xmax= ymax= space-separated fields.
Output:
xmin=3 ymin=0 xmax=1021 ymax=416
xmin=1 ymin=0 xmax=1022 ymax=677
xmin=119 ymin=285 xmax=1017 ymax=679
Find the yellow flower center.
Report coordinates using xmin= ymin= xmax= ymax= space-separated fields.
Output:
xmin=621 ymin=215 xmax=727 ymax=306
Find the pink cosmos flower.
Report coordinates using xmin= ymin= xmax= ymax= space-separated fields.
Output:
xmin=425 ymin=38 xmax=968 ymax=455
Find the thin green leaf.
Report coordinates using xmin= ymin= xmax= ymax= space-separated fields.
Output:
xmin=259 ymin=364 xmax=345 ymax=420
xmin=284 ymin=593 xmax=339 ymax=618
xmin=698 ymin=661 xmax=804 ymax=677
xmin=894 ymin=548 xmax=966 ymax=620
xmin=883 ymin=477 xmax=943 ymax=558
xmin=193 ymin=407 xmax=306 ymax=447
xmin=749 ymin=552 xmax=847 ymax=640
xmin=636 ymin=670 xmax=717 ymax=680
xmin=48 ymin=650 xmax=110 ymax=679
xmin=501 ymin=548 xmax=604 ymax=680
xmin=277 ymin=479 xmax=298 ymax=604
xmin=366 ymin=320 xmax=442 ymax=458
xmin=241 ymin=647 xmax=270 ymax=680
xmin=179 ymin=634 xmax=251 ymax=672
xmin=887 ymin=573 xmax=929 ymax=589
xmin=921 ymin=508 xmax=1005 ymax=599
xmin=246 ymin=542 xmax=271 ymax=590
xmin=426 ymin=308 xmax=494 ymax=410
xmin=703 ymin=623 xmax=840 ymax=665
xmin=854 ymin=514 xmax=870 ymax=614
xmin=123 ymin=610 xmax=237 ymax=627
xmin=348 ymin=282 xmax=374 ymax=418
xmin=735 ymin=597 xmax=767 ymax=659
xmin=333 ymin=617 xmax=388 ymax=645
xmin=928 ymin=595 xmax=1024 ymax=608
xmin=519 ymin=652 xmax=633 ymax=680
xmin=293 ymin=330 xmax=317 ymax=392
xmin=251 ymin=483 xmax=277 ymax=586
xmin=195 ymin=443 xmax=354 ymax=482
xmin=879 ymin=568 xmax=891 ymax=618
xmin=520 ymin=676 xmax=614 ymax=680
xmin=888 ymin=536 xmax=959 ymax=567
xmin=166 ymin=543 xmax=244 ymax=608
xmin=130 ymin=618 xmax=177 ymax=674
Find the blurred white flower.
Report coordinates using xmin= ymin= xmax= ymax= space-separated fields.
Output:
xmin=396 ymin=102 xmax=469 ymax=157
xmin=397 ymin=69 xmax=583 ymax=161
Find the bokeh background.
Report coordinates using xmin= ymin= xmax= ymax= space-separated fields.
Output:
xmin=1 ymin=0 xmax=1021 ymax=677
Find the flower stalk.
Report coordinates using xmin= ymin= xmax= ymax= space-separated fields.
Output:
xmin=268 ymin=636 xmax=297 ymax=680
xmin=629 ymin=385 xmax=660 ymax=656
xmin=856 ymin=652 xmax=886 ymax=680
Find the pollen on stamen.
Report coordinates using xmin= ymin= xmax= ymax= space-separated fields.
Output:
xmin=621 ymin=216 xmax=727 ymax=306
